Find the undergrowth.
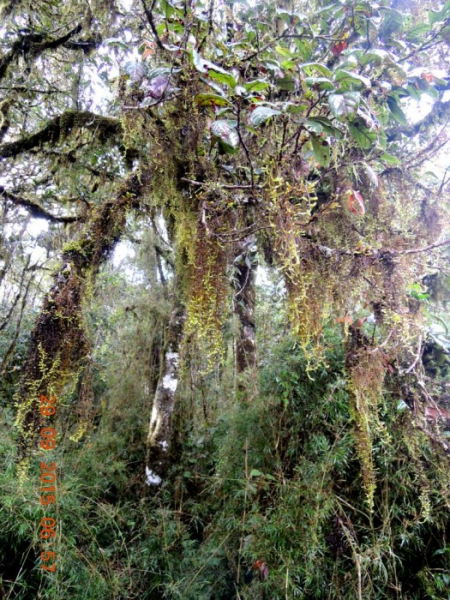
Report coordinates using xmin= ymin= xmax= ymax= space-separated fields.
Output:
xmin=1 ymin=272 xmax=449 ymax=600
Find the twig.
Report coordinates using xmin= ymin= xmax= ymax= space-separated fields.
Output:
xmin=198 ymin=0 xmax=214 ymax=52
xmin=243 ymin=31 xmax=348 ymax=61
xmin=399 ymin=17 xmax=450 ymax=64
xmin=403 ymin=335 xmax=423 ymax=375
xmin=438 ymin=171 xmax=450 ymax=196
xmin=0 ymin=255 xmax=31 ymax=333
xmin=140 ymin=0 xmax=164 ymax=50
xmin=234 ymin=262 xmax=251 ymax=300
xmin=396 ymin=238 xmax=450 ymax=256
xmin=0 ymin=186 xmax=81 ymax=223
xmin=181 ymin=177 xmax=261 ymax=190
xmin=369 ymin=328 xmax=395 ymax=353
xmin=236 ymin=102 xmax=254 ymax=187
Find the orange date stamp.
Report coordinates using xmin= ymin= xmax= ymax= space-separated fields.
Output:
xmin=39 ymin=394 xmax=57 ymax=572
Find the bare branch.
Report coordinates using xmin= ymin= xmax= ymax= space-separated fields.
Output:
xmin=140 ymin=0 xmax=165 ymax=50
xmin=1 ymin=186 xmax=82 ymax=223
xmin=396 ymin=238 xmax=450 ymax=256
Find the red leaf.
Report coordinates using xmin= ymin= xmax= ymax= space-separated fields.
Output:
xmin=252 ymin=560 xmax=269 ymax=580
xmin=421 ymin=72 xmax=434 ymax=83
xmin=348 ymin=189 xmax=365 ymax=216
xmin=332 ymin=40 xmax=348 ymax=56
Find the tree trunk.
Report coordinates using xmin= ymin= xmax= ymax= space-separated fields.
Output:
xmin=146 ymin=300 xmax=184 ymax=485
xmin=233 ymin=237 xmax=257 ymax=376
xmin=16 ymin=174 xmax=145 ymax=456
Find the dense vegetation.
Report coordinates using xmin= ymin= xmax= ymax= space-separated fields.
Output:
xmin=1 ymin=0 xmax=450 ymax=597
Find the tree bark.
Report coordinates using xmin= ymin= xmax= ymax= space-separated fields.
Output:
xmin=15 ymin=174 xmax=146 ymax=456
xmin=145 ymin=301 xmax=184 ymax=486
xmin=233 ymin=237 xmax=257 ymax=375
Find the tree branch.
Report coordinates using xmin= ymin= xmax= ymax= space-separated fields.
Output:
xmin=396 ymin=238 xmax=450 ymax=256
xmin=387 ymin=100 xmax=450 ymax=141
xmin=1 ymin=186 xmax=82 ymax=223
xmin=0 ymin=25 xmax=84 ymax=81
xmin=181 ymin=177 xmax=261 ymax=190
xmin=140 ymin=0 xmax=165 ymax=50
xmin=0 ymin=110 xmax=123 ymax=159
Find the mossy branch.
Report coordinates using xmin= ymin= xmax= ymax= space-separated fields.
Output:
xmin=1 ymin=186 xmax=82 ymax=223
xmin=0 ymin=110 xmax=123 ymax=159
xmin=0 ymin=24 xmax=88 ymax=81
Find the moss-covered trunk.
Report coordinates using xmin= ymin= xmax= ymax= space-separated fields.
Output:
xmin=16 ymin=174 xmax=146 ymax=456
xmin=233 ymin=238 xmax=257 ymax=375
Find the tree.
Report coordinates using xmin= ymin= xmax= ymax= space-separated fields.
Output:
xmin=1 ymin=0 xmax=450 ymax=597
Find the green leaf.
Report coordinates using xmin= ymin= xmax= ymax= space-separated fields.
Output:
xmin=104 ymin=38 xmax=129 ymax=50
xmin=300 ymin=62 xmax=332 ymax=78
xmin=192 ymin=50 xmax=237 ymax=88
xmin=335 ymin=69 xmax=371 ymax=89
xmin=328 ymin=92 xmax=360 ymax=120
xmin=208 ymin=69 xmax=237 ymax=89
xmin=249 ymin=106 xmax=281 ymax=127
xmin=275 ymin=45 xmax=293 ymax=58
xmin=429 ymin=1 xmax=450 ymax=25
xmin=200 ymin=76 xmax=227 ymax=96
xmin=311 ymin=135 xmax=331 ymax=167
xmin=211 ymin=120 xmax=239 ymax=149
xmin=305 ymin=117 xmax=342 ymax=138
xmin=406 ymin=83 xmax=421 ymax=101
xmin=281 ymin=60 xmax=297 ymax=70
xmin=348 ymin=119 xmax=378 ymax=149
xmin=286 ymin=103 xmax=308 ymax=114
xmin=249 ymin=469 xmax=263 ymax=478
xmin=276 ymin=77 xmax=297 ymax=91
xmin=379 ymin=8 xmax=404 ymax=41
xmin=304 ymin=77 xmax=335 ymax=91
xmin=406 ymin=23 xmax=431 ymax=42
xmin=294 ymin=39 xmax=313 ymax=61
xmin=159 ymin=0 xmax=177 ymax=17
xmin=194 ymin=93 xmax=231 ymax=107
xmin=387 ymin=96 xmax=408 ymax=126
xmin=124 ymin=61 xmax=147 ymax=82
xmin=243 ymin=80 xmax=271 ymax=94
xmin=358 ymin=49 xmax=389 ymax=66
xmin=379 ymin=152 xmax=400 ymax=165
xmin=276 ymin=9 xmax=307 ymax=24
xmin=425 ymin=85 xmax=439 ymax=100
xmin=148 ymin=67 xmax=177 ymax=80
xmin=440 ymin=25 xmax=450 ymax=43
